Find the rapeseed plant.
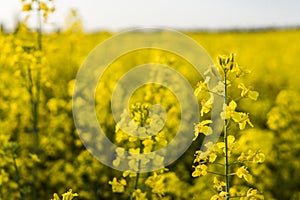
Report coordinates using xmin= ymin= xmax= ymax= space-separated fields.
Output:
xmin=193 ymin=54 xmax=265 ymax=200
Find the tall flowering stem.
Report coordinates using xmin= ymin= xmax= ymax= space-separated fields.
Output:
xmin=192 ymin=53 xmax=265 ymax=200
xmin=20 ymin=0 xmax=55 ymax=199
xmin=223 ymin=70 xmax=230 ymax=198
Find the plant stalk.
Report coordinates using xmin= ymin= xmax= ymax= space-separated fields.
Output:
xmin=32 ymin=1 xmax=43 ymax=199
xmin=13 ymin=155 xmax=25 ymax=200
xmin=224 ymin=71 xmax=230 ymax=199
xmin=131 ymin=112 xmax=145 ymax=200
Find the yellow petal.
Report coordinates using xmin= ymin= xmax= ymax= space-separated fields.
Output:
xmin=227 ymin=135 xmax=235 ymax=144
xmin=228 ymin=100 xmax=237 ymax=110
xmin=232 ymin=112 xmax=242 ymax=122
xmin=248 ymin=90 xmax=259 ymax=101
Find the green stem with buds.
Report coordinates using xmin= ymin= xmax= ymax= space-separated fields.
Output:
xmin=131 ymin=112 xmax=145 ymax=200
xmin=224 ymin=71 xmax=230 ymax=199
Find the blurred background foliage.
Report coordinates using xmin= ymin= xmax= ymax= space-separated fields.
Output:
xmin=0 ymin=15 xmax=300 ymax=199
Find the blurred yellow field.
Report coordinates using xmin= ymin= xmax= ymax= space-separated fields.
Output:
xmin=1 ymin=9 xmax=300 ymax=199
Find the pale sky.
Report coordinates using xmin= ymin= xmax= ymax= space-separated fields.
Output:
xmin=0 ymin=0 xmax=300 ymax=32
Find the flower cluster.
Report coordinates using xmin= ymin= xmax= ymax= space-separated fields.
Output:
xmin=50 ymin=189 xmax=78 ymax=200
xmin=21 ymin=0 xmax=55 ymax=22
xmin=109 ymin=101 xmax=174 ymax=199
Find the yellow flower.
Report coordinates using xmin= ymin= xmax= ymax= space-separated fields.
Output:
xmin=238 ymin=83 xmax=259 ymax=100
xmin=132 ymin=189 xmax=148 ymax=200
xmin=213 ymin=177 xmax=226 ymax=191
xmin=0 ymin=169 xmax=9 ymax=185
xmin=247 ymin=188 xmax=258 ymax=197
xmin=193 ymin=143 xmax=218 ymax=163
xmin=142 ymin=139 xmax=153 ymax=153
xmin=51 ymin=193 xmax=60 ymax=200
xmin=49 ymin=7 xmax=55 ymax=13
xmin=210 ymin=191 xmax=228 ymax=200
xmin=22 ymin=3 xmax=32 ymax=11
xmin=108 ymin=177 xmax=127 ymax=193
xmin=227 ymin=135 xmax=237 ymax=149
xmin=246 ymin=188 xmax=264 ymax=199
xmin=232 ymin=63 xmax=242 ymax=77
xmin=236 ymin=166 xmax=252 ymax=182
xmin=194 ymin=81 xmax=208 ymax=96
xmin=254 ymin=152 xmax=265 ymax=163
xmin=154 ymin=132 xmax=168 ymax=147
xmin=238 ymin=150 xmax=265 ymax=163
xmin=217 ymin=135 xmax=235 ymax=149
xmin=61 ymin=189 xmax=79 ymax=200
xmin=193 ymin=120 xmax=213 ymax=140
xmin=200 ymin=98 xmax=213 ymax=116
xmin=212 ymin=81 xmax=225 ymax=96
xmin=192 ymin=164 xmax=208 ymax=177
xmin=217 ymin=135 xmax=238 ymax=157
xmin=236 ymin=113 xmax=254 ymax=130
xmin=194 ymin=150 xmax=208 ymax=163
xmin=29 ymin=153 xmax=41 ymax=163
xmin=221 ymin=101 xmax=254 ymax=130
xmin=112 ymin=147 xmax=125 ymax=167
xmin=220 ymin=100 xmax=239 ymax=121
xmin=232 ymin=63 xmax=251 ymax=77
xmin=145 ymin=172 xmax=165 ymax=197
xmin=209 ymin=152 xmax=217 ymax=163
xmin=122 ymin=170 xmax=137 ymax=178
xmin=205 ymin=142 xmax=220 ymax=162
xmin=267 ymin=107 xmax=290 ymax=130
xmin=40 ymin=2 xmax=48 ymax=11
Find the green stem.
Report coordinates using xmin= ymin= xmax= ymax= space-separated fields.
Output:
xmin=27 ymin=62 xmax=39 ymax=200
xmin=37 ymin=0 xmax=42 ymax=51
xmin=130 ymin=140 xmax=143 ymax=200
xmin=26 ymin=55 xmax=39 ymax=200
xmin=32 ymin=2 xmax=42 ymax=199
xmin=13 ymin=155 xmax=25 ymax=200
xmin=131 ymin=112 xmax=145 ymax=200
xmin=206 ymin=89 xmax=225 ymax=98
xmin=229 ymin=161 xmax=244 ymax=166
xmin=224 ymin=71 xmax=230 ymax=199
xmin=207 ymin=171 xmax=226 ymax=176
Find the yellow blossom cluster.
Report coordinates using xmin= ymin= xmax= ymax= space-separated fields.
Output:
xmin=21 ymin=0 xmax=55 ymax=22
